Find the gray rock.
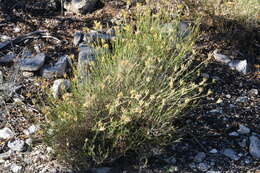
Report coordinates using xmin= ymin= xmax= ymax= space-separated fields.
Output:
xmin=41 ymin=55 xmax=68 ymax=78
xmin=64 ymin=0 xmax=99 ymax=14
xmin=19 ymin=53 xmax=45 ymax=71
xmin=0 ymin=52 xmax=16 ymax=64
xmin=10 ymin=163 xmax=22 ymax=173
xmin=7 ymin=139 xmax=25 ymax=152
xmin=73 ymin=31 xmax=83 ymax=46
xmin=249 ymin=135 xmax=260 ymax=159
xmin=0 ymin=70 xmax=3 ymax=83
xmin=83 ymin=30 xmax=113 ymax=43
xmin=236 ymin=96 xmax=249 ymax=103
xmin=248 ymin=89 xmax=258 ymax=96
xmin=194 ymin=152 xmax=206 ymax=162
xmin=0 ymin=151 xmax=12 ymax=160
xmin=197 ymin=162 xmax=211 ymax=172
xmin=91 ymin=167 xmax=111 ymax=173
xmin=78 ymin=45 xmax=96 ymax=78
xmin=23 ymin=125 xmax=40 ymax=136
xmin=0 ymin=127 xmax=14 ymax=139
xmin=229 ymin=131 xmax=239 ymax=137
xmin=228 ymin=59 xmax=248 ymax=74
xmin=223 ymin=148 xmax=240 ymax=161
xmin=51 ymin=79 xmax=71 ymax=98
xmin=237 ymin=124 xmax=250 ymax=135
xmin=213 ymin=50 xmax=231 ymax=64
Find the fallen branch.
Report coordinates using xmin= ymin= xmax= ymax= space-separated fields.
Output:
xmin=0 ymin=30 xmax=48 ymax=50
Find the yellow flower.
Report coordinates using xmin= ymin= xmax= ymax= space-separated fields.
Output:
xmin=150 ymin=94 xmax=156 ymax=100
xmin=121 ymin=114 xmax=131 ymax=124
xmin=146 ymin=77 xmax=151 ymax=82
xmin=135 ymin=94 xmax=142 ymax=100
xmin=97 ymin=121 xmax=106 ymax=131
xmin=93 ymin=21 xmax=102 ymax=30
xmin=124 ymin=24 xmax=132 ymax=33
xmin=134 ymin=107 xmax=143 ymax=114
xmin=117 ymin=92 xmax=123 ymax=98
xmin=139 ymin=100 xmax=144 ymax=106
xmin=103 ymin=43 xmax=109 ymax=49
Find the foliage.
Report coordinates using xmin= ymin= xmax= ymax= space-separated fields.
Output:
xmin=43 ymin=1 xmax=205 ymax=169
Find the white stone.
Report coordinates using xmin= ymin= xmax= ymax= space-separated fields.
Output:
xmin=0 ymin=70 xmax=3 ymax=83
xmin=0 ymin=127 xmax=14 ymax=139
xmin=249 ymin=135 xmax=260 ymax=159
xmin=0 ymin=151 xmax=12 ymax=160
xmin=51 ymin=79 xmax=71 ymax=98
xmin=197 ymin=162 xmax=211 ymax=172
xmin=7 ymin=139 xmax=25 ymax=152
xmin=229 ymin=132 xmax=239 ymax=137
xmin=23 ymin=125 xmax=40 ymax=136
xmin=10 ymin=163 xmax=22 ymax=173
xmin=237 ymin=124 xmax=250 ymax=135
xmin=225 ymin=94 xmax=231 ymax=99
xmin=209 ymin=149 xmax=218 ymax=154
xmin=248 ymin=89 xmax=258 ymax=96
xmin=213 ymin=50 xmax=231 ymax=64
xmin=64 ymin=0 xmax=99 ymax=14
xmin=25 ymin=138 xmax=33 ymax=146
xmin=228 ymin=60 xmax=248 ymax=74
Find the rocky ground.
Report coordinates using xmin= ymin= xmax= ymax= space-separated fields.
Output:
xmin=0 ymin=1 xmax=259 ymax=173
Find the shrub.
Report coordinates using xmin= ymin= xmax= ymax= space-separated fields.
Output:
xmin=44 ymin=1 xmax=205 ymax=169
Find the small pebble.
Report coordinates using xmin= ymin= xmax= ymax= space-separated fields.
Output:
xmin=237 ymin=124 xmax=250 ymax=135
xmin=209 ymin=149 xmax=218 ymax=154
xmin=248 ymin=89 xmax=258 ymax=96
xmin=0 ymin=127 xmax=14 ymax=139
xmin=0 ymin=70 xmax=3 ymax=83
xmin=23 ymin=125 xmax=40 ymax=136
xmin=226 ymin=94 xmax=231 ymax=99
xmin=7 ymin=139 xmax=25 ymax=152
xmin=229 ymin=132 xmax=239 ymax=137
xmin=197 ymin=162 xmax=211 ymax=172
xmin=10 ymin=163 xmax=22 ymax=173
xmin=51 ymin=79 xmax=71 ymax=98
